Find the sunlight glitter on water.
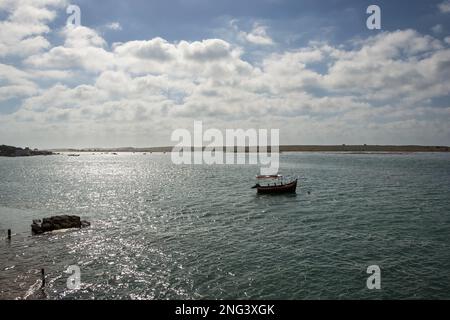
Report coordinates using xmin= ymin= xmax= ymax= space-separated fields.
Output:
xmin=1 ymin=152 xmax=450 ymax=299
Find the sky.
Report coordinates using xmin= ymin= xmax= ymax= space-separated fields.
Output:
xmin=0 ymin=0 xmax=450 ymax=148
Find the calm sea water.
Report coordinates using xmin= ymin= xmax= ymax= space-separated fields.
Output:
xmin=1 ymin=152 xmax=450 ymax=299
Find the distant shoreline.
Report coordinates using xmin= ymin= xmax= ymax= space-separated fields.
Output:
xmin=51 ymin=145 xmax=450 ymax=153
xmin=3 ymin=144 xmax=448 ymax=157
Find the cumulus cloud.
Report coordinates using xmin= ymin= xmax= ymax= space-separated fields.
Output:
xmin=24 ymin=26 xmax=113 ymax=73
xmin=236 ymin=22 xmax=274 ymax=45
xmin=114 ymin=37 xmax=176 ymax=61
xmin=321 ymin=30 xmax=449 ymax=104
xmin=1 ymin=1 xmax=450 ymax=147
xmin=0 ymin=0 xmax=66 ymax=57
xmin=431 ymin=24 xmax=443 ymax=34
xmin=438 ymin=0 xmax=450 ymax=13
xmin=180 ymin=39 xmax=233 ymax=61
xmin=0 ymin=63 xmax=38 ymax=101
xmin=105 ymin=22 xmax=122 ymax=31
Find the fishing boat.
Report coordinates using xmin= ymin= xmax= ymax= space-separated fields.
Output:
xmin=252 ymin=175 xmax=298 ymax=194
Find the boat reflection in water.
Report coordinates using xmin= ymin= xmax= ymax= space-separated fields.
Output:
xmin=252 ymin=174 xmax=298 ymax=194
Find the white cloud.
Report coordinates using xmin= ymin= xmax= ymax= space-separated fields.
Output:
xmin=1 ymin=1 xmax=450 ymax=147
xmin=431 ymin=24 xmax=443 ymax=34
xmin=321 ymin=30 xmax=449 ymax=104
xmin=0 ymin=63 xmax=38 ymax=101
xmin=180 ymin=39 xmax=234 ymax=60
xmin=114 ymin=37 xmax=176 ymax=61
xmin=438 ymin=0 xmax=450 ymax=13
xmin=63 ymin=25 xmax=107 ymax=48
xmin=105 ymin=22 xmax=122 ymax=31
xmin=0 ymin=0 xmax=67 ymax=57
xmin=233 ymin=21 xmax=274 ymax=46
xmin=112 ymin=38 xmax=251 ymax=79
xmin=25 ymin=26 xmax=114 ymax=73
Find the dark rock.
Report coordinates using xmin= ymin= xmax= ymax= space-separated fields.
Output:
xmin=41 ymin=222 xmax=53 ymax=232
xmin=81 ymin=220 xmax=91 ymax=228
xmin=0 ymin=144 xmax=54 ymax=157
xmin=31 ymin=223 xmax=43 ymax=234
xmin=31 ymin=215 xmax=89 ymax=235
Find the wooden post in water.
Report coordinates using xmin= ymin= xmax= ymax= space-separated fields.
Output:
xmin=41 ymin=268 xmax=45 ymax=288
xmin=7 ymin=229 xmax=11 ymax=240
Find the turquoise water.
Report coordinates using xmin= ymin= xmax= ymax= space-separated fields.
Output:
xmin=1 ymin=152 xmax=450 ymax=299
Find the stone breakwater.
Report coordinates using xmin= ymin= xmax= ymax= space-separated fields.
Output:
xmin=31 ymin=215 xmax=90 ymax=235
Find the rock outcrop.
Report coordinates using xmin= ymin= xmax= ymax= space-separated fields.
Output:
xmin=31 ymin=215 xmax=90 ymax=234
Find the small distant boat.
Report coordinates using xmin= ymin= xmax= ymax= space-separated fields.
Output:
xmin=252 ymin=175 xmax=297 ymax=194
xmin=67 ymin=154 xmax=80 ymax=157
